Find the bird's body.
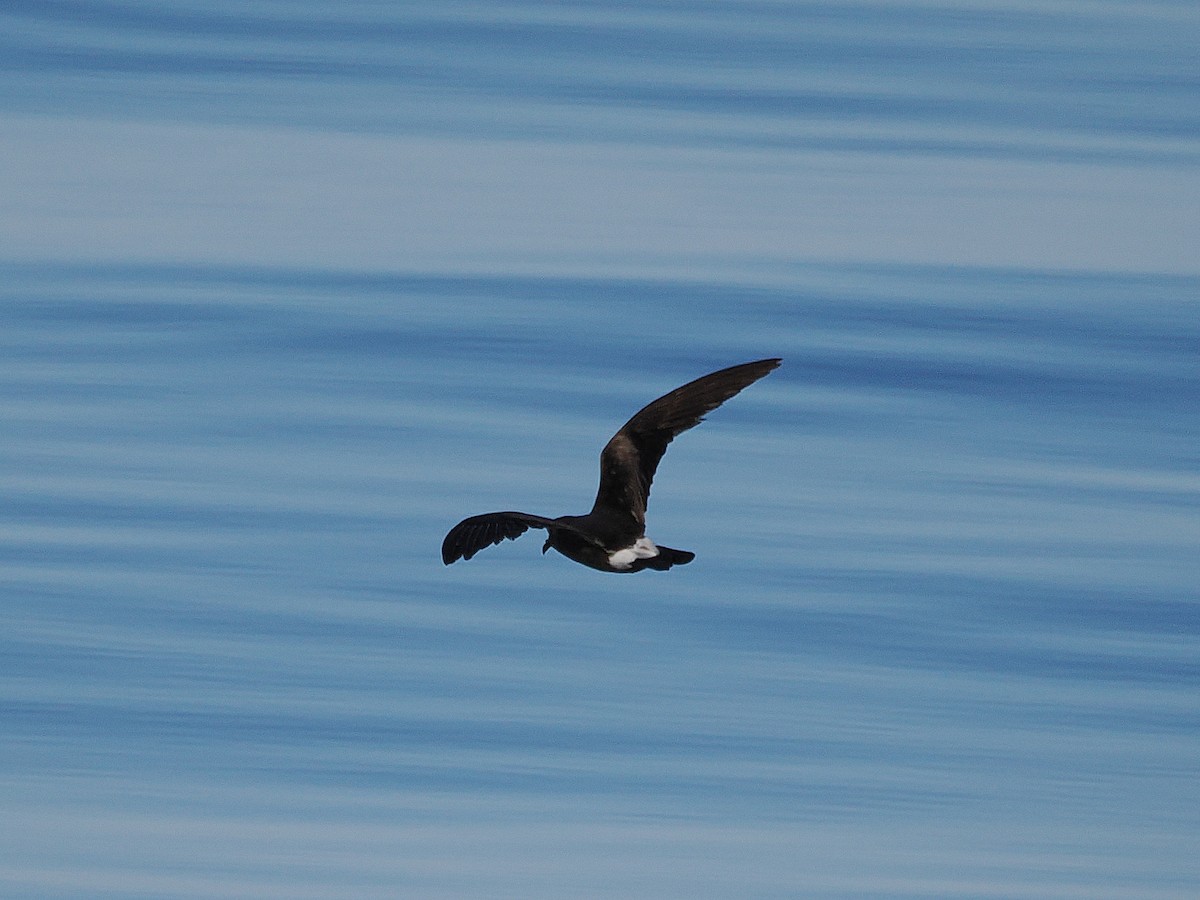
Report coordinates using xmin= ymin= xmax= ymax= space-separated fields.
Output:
xmin=441 ymin=358 xmax=780 ymax=573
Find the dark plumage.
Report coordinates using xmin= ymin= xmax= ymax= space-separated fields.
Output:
xmin=441 ymin=358 xmax=780 ymax=573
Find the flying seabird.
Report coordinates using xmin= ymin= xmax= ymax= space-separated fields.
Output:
xmin=441 ymin=358 xmax=780 ymax=573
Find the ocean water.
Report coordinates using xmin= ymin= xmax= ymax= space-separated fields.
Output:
xmin=2 ymin=3 xmax=1198 ymax=898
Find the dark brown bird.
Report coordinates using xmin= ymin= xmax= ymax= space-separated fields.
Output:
xmin=441 ymin=358 xmax=780 ymax=573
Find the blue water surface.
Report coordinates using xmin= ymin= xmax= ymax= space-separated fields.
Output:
xmin=2 ymin=3 xmax=1198 ymax=898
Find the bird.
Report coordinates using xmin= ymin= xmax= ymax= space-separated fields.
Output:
xmin=441 ymin=358 xmax=780 ymax=573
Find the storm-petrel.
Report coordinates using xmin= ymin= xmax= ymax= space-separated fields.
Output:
xmin=441 ymin=358 xmax=780 ymax=573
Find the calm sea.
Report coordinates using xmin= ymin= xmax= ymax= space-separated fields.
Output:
xmin=2 ymin=3 xmax=1198 ymax=898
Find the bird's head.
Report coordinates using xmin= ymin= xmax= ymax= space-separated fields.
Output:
xmin=542 ymin=536 xmax=552 ymax=555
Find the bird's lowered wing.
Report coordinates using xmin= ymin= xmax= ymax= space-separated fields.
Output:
xmin=441 ymin=511 xmax=559 ymax=564
xmin=591 ymin=358 xmax=781 ymax=524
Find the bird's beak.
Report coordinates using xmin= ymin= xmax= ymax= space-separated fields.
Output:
xmin=542 ymin=537 xmax=552 ymax=555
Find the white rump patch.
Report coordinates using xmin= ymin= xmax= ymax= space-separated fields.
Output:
xmin=607 ymin=536 xmax=659 ymax=570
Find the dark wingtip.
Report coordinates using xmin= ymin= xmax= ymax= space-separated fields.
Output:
xmin=440 ymin=524 xmax=472 ymax=565
xmin=748 ymin=357 xmax=782 ymax=373
xmin=441 ymin=535 xmax=479 ymax=565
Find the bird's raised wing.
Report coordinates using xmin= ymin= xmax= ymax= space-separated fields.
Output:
xmin=441 ymin=511 xmax=559 ymax=564
xmin=591 ymin=358 xmax=781 ymax=524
